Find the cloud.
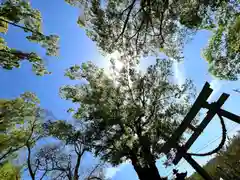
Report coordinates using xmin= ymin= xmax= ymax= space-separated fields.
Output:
xmin=208 ymin=79 xmax=223 ymax=102
xmin=105 ymin=161 xmax=130 ymax=178
xmin=105 ymin=167 xmax=121 ymax=178
xmin=173 ymin=61 xmax=185 ymax=86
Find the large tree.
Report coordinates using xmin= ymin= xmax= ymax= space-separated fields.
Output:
xmin=66 ymin=0 xmax=239 ymax=79
xmin=60 ymin=59 xmax=196 ymax=180
xmin=0 ymin=0 xmax=59 ymax=75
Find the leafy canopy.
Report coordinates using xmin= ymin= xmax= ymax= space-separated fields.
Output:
xmin=0 ymin=162 xmax=20 ymax=180
xmin=60 ymin=59 xmax=195 ymax=167
xmin=66 ymin=0 xmax=196 ymax=60
xmin=0 ymin=92 xmax=107 ymax=180
xmin=0 ymin=0 xmax=59 ymax=75
xmin=0 ymin=92 xmax=42 ymax=164
xmin=203 ymin=2 xmax=240 ymax=80
xmin=66 ymin=0 xmax=239 ymax=80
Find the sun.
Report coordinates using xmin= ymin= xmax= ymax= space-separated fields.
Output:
xmin=114 ymin=59 xmax=124 ymax=70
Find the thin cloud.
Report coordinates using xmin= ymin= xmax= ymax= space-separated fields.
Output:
xmin=173 ymin=61 xmax=185 ymax=86
xmin=105 ymin=161 xmax=130 ymax=178
xmin=208 ymin=79 xmax=223 ymax=102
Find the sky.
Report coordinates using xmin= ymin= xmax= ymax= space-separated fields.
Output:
xmin=0 ymin=0 xmax=240 ymax=179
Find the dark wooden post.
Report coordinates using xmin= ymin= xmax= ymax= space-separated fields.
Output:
xmin=182 ymin=153 xmax=212 ymax=180
xmin=173 ymin=93 xmax=229 ymax=164
xmin=161 ymin=82 xmax=240 ymax=180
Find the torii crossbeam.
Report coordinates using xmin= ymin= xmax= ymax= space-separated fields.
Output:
xmin=161 ymin=82 xmax=240 ymax=180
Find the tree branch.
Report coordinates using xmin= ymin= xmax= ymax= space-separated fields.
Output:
xmin=115 ymin=0 xmax=137 ymax=43
xmin=39 ymin=169 xmax=48 ymax=180
xmin=88 ymin=177 xmax=103 ymax=180
xmin=27 ymin=144 xmax=35 ymax=180
xmin=73 ymin=147 xmax=86 ymax=180
xmin=33 ymin=159 xmax=40 ymax=177
xmin=0 ymin=17 xmax=43 ymax=36
xmin=86 ymin=162 xmax=102 ymax=180
xmin=233 ymin=89 xmax=240 ymax=93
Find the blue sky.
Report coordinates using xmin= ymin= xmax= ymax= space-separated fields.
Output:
xmin=0 ymin=0 xmax=240 ymax=179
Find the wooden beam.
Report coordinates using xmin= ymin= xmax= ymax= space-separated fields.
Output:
xmin=173 ymin=93 xmax=229 ymax=164
xmin=183 ymin=153 xmax=213 ymax=180
xmin=161 ymin=82 xmax=213 ymax=154
xmin=175 ymin=145 xmax=213 ymax=180
xmin=218 ymin=109 xmax=240 ymax=124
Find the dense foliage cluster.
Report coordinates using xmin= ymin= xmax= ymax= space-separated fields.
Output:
xmin=0 ymin=0 xmax=59 ymax=75
xmin=60 ymin=58 xmax=196 ymax=179
xmin=66 ymin=0 xmax=240 ymax=80
xmin=0 ymin=93 xmax=105 ymax=180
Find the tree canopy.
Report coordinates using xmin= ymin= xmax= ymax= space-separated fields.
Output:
xmin=0 ymin=0 xmax=59 ymax=75
xmin=0 ymin=92 xmax=41 ymax=165
xmin=60 ymin=58 xmax=196 ymax=179
xmin=0 ymin=93 xmax=107 ymax=180
xmin=0 ymin=161 xmax=21 ymax=180
xmin=66 ymin=0 xmax=240 ymax=79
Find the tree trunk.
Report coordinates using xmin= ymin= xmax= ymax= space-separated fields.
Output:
xmin=73 ymin=153 xmax=82 ymax=180
xmin=132 ymin=162 xmax=162 ymax=180
xmin=130 ymin=155 xmax=162 ymax=180
xmin=27 ymin=143 xmax=35 ymax=180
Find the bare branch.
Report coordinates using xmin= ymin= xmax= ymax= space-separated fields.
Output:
xmin=233 ymin=89 xmax=240 ymax=93
xmin=88 ymin=177 xmax=103 ymax=180
xmin=115 ymin=0 xmax=137 ymax=43
xmin=33 ymin=159 xmax=40 ymax=176
xmin=86 ymin=163 xmax=101 ymax=179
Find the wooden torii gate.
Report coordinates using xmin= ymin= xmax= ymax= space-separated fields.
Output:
xmin=161 ymin=82 xmax=240 ymax=180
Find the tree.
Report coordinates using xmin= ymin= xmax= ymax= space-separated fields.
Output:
xmin=23 ymin=109 xmax=45 ymax=180
xmin=202 ymin=2 xmax=240 ymax=80
xmin=66 ymin=0 xmax=239 ymax=79
xmin=0 ymin=92 xmax=107 ymax=180
xmin=0 ymin=92 xmax=46 ymax=179
xmin=38 ymin=120 xmax=107 ymax=180
xmin=60 ymin=59 xmax=196 ymax=180
xmin=0 ymin=92 xmax=42 ymax=165
xmin=31 ymin=142 xmax=106 ymax=180
xmin=0 ymin=0 xmax=59 ymax=75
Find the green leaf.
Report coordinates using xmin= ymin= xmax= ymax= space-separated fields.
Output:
xmin=0 ymin=17 xmax=8 ymax=33
xmin=77 ymin=16 xmax=85 ymax=27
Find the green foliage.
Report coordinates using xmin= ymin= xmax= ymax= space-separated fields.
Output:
xmin=0 ymin=92 xmax=107 ymax=180
xmin=60 ymin=59 xmax=195 ymax=170
xmin=0 ymin=162 xmax=20 ymax=180
xmin=0 ymin=92 xmax=42 ymax=164
xmin=188 ymin=132 xmax=240 ymax=180
xmin=66 ymin=0 xmax=240 ymax=79
xmin=203 ymin=0 xmax=240 ymax=80
xmin=0 ymin=0 xmax=59 ymax=75
xmin=44 ymin=120 xmax=79 ymax=144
